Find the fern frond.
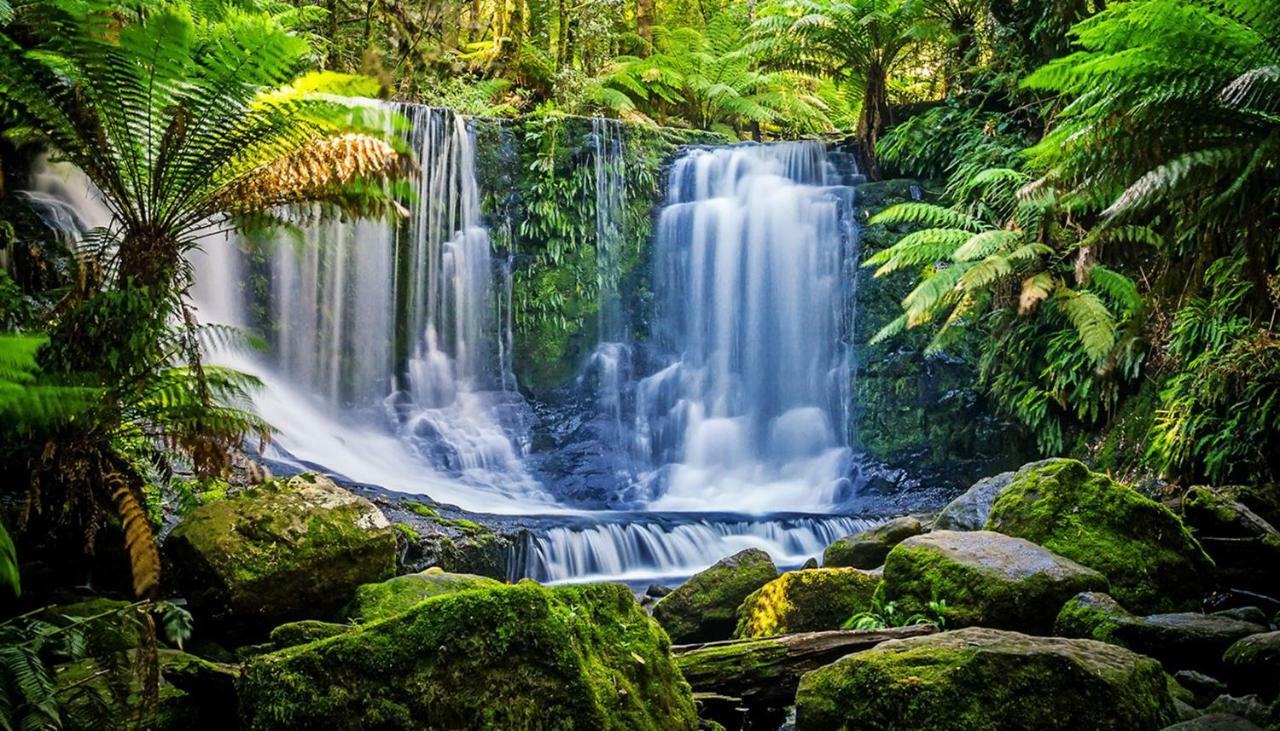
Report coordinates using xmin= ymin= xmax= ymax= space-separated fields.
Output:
xmin=109 ymin=476 xmax=160 ymax=600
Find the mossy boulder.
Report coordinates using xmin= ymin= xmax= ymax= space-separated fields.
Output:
xmin=883 ymin=530 xmax=1107 ymax=632
xmin=1055 ymin=592 xmax=1266 ymax=672
xmin=1223 ymin=631 xmax=1280 ymax=698
xmin=268 ymin=620 xmax=352 ymax=648
xmin=343 ymin=567 xmax=502 ymax=624
xmin=1182 ymin=486 xmax=1280 ymax=596
xmin=822 ymin=516 xmax=923 ymax=569
xmin=239 ymin=581 xmax=697 ymax=730
xmin=986 ymin=459 xmax=1213 ymax=613
xmin=166 ymin=473 xmax=396 ymax=634
xmin=653 ymin=548 xmax=778 ymax=643
xmin=794 ymin=627 xmax=1180 ymax=730
xmin=734 ymin=568 xmax=879 ymax=639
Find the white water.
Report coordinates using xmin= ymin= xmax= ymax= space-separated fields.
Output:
xmin=635 ymin=142 xmax=859 ymax=513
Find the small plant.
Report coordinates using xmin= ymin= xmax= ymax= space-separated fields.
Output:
xmin=844 ymin=589 xmax=948 ymax=631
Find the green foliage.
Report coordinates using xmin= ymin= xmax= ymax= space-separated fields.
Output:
xmin=843 ymin=586 xmax=948 ymax=630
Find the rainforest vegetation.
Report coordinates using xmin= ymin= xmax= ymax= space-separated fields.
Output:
xmin=1 ymin=0 xmax=1279 ymax=728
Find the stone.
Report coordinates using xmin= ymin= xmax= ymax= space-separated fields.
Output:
xmin=795 ymin=627 xmax=1180 ymax=730
xmin=268 ymin=620 xmax=351 ymax=648
xmin=932 ymin=470 xmax=1020 ymax=531
xmin=1055 ymin=592 xmax=1266 ymax=672
xmin=1204 ymin=695 xmax=1270 ymax=726
xmin=734 ymin=568 xmax=880 ymax=639
xmin=883 ymin=530 xmax=1107 ymax=632
xmin=1182 ymin=486 xmax=1280 ymax=596
xmin=239 ymin=581 xmax=698 ymax=730
xmin=1175 ymin=670 xmax=1229 ymax=707
xmin=986 ymin=459 xmax=1213 ymax=613
xmin=1215 ymin=607 xmax=1270 ymax=625
xmin=822 ymin=516 xmax=924 ymax=569
xmin=166 ymin=473 xmax=396 ymax=635
xmin=344 ymin=568 xmax=502 ymax=623
xmin=800 ymin=557 xmax=818 ymax=570
xmin=1222 ymin=631 xmax=1280 ymax=698
xmin=646 ymin=583 xmax=673 ymax=599
xmin=653 ymin=549 xmax=778 ymax=643
xmin=1160 ymin=714 xmax=1263 ymax=730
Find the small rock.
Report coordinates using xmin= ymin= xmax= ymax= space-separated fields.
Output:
xmin=1161 ymin=713 xmax=1263 ymax=730
xmin=734 ymin=568 xmax=880 ymax=638
xmin=268 ymin=620 xmax=352 ymax=648
xmin=1183 ymin=487 xmax=1280 ymax=596
xmin=822 ymin=516 xmax=924 ymax=569
xmin=1214 ymin=607 xmax=1270 ymax=626
xmin=646 ymin=583 xmax=673 ymax=599
xmin=1175 ymin=670 xmax=1230 ymax=707
xmin=345 ymin=570 xmax=502 ymax=624
xmin=1204 ymin=695 xmax=1269 ymax=726
xmin=884 ymin=530 xmax=1107 ymax=633
xmin=800 ymin=557 xmax=818 ymax=570
xmin=1222 ymin=631 xmax=1280 ymax=698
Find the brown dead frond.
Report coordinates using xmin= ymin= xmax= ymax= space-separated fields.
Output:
xmin=109 ymin=474 xmax=160 ymax=599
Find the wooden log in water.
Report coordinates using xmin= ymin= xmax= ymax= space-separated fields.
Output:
xmin=673 ymin=625 xmax=937 ymax=707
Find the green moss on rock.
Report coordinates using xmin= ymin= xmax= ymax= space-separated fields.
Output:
xmin=344 ymin=568 xmax=503 ymax=624
xmin=823 ymin=516 xmax=924 ymax=569
xmin=795 ymin=627 xmax=1180 ymax=731
xmin=239 ymin=581 xmax=697 ymax=730
xmin=1055 ymin=592 xmax=1131 ymax=643
xmin=883 ymin=530 xmax=1107 ymax=632
xmin=269 ymin=620 xmax=352 ymax=648
xmin=166 ymin=473 xmax=396 ymax=634
xmin=986 ymin=459 xmax=1213 ymax=613
xmin=734 ymin=568 xmax=879 ymax=639
xmin=653 ymin=548 xmax=778 ymax=643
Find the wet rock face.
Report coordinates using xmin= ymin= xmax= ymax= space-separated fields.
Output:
xmin=883 ymin=530 xmax=1108 ymax=633
xmin=165 ymin=473 xmax=396 ymax=635
xmin=1055 ymin=592 xmax=1267 ymax=672
xmin=239 ymin=582 xmax=698 ymax=731
xmin=822 ymin=516 xmax=924 ymax=569
xmin=986 ymin=458 xmax=1213 ymax=613
xmin=652 ymin=548 xmax=778 ymax=644
xmin=795 ymin=627 xmax=1180 ymax=731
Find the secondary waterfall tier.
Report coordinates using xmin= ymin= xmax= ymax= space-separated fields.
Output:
xmin=632 ymin=142 xmax=861 ymax=512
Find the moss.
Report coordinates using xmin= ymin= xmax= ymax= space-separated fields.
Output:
xmin=344 ymin=569 xmax=503 ymax=623
xmin=401 ymin=500 xmax=439 ymax=519
xmin=734 ymin=568 xmax=879 ymax=639
xmin=40 ymin=597 xmax=142 ymax=655
xmin=166 ymin=473 xmax=396 ymax=633
xmin=652 ymin=548 xmax=777 ymax=643
xmin=269 ymin=620 xmax=352 ymax=648
xmin=239 ymin=582 xmax=698 ymax=730
xmin=56 ymin=649 xmax=238 ymax=731
xmin=795 ymin=628 xmax=1180 ymax=731
xmin=822 ymin=516 xmax=923 ymax=568
xmin=986 ymin=459 xmax=1213 ymax=613
xmin=1054 ymin=592 xmax=1132 ymax=643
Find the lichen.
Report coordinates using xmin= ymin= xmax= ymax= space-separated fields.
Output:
xmin=239 ymin=581 xmax=698 ymax=730
xmin=734 ymin=568 xmax=879 ymax=639
xmin=985 ymin=459 xmax=1213 ymax=613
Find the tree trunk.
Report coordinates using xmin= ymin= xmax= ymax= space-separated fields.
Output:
xmin=635 ymin=0 xmax=654 ymax=47
xmin=859 ymin=64 xmax=889 ymax=180
xmin=673 ymin=626 xmax=936 ymax=708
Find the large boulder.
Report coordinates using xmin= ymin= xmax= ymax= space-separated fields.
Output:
xmin=653 ymin=548 xmax=777 ymax=643
xmin=986 ymin=459 xmax=1213 ymax=613
xmin=344 ymin=567 xmax=502 ymax=623
xmin=932 ymin=469 xmax=1020 ymax=531
xmin=166 ymin=473 xmax=396 ymax=634
xmin=1181 ymin=486 xmax=1280 ymax=596
xmin=1055 ymin=592 xmax=1266 ymax=672
xmin=734 ymin=568 xmax=879 ymax=639
xmin=239 ymin=581 xmax=697 ymax=730
xmin=1222 ymin=631 xmax=1280 ymax=699
xmin=795 ymin=627 xmax=1180 ymax=730
xmin=823 ymin=516 xmax=923 ymax=569
xmin=883 ymin=530 xmax=1107 ymax=632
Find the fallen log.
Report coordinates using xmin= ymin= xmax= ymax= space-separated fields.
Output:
xmin=673 ymin=625 xmax=937 ymax=707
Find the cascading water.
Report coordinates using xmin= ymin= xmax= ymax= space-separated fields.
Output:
xmin=633 ymin=142 xmax=860 ymax=512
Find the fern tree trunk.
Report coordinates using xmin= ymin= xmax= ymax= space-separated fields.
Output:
xmin=859 ymin=63 xmax=889 ymax=180
xmin=635 ymin=0 xmax=654 ymax=47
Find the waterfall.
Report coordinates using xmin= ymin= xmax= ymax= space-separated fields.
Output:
xmin=518 ymin=514 xmax=879 ymax=584
xmin=634 ymin=142 xmax=860 ymax=513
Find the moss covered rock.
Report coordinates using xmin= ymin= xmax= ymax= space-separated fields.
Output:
xmin=344 ymin=567 xmax=503 ymax=623
xmin=269 ymin=620 xmax=352 ymax=648
xmin=1182 ymin=486 xmax=1280 ymax=596
xmin=166 ymin=473 xmax=396 ymax=634
xmin=653 ymin=548 xmax=778 ymax=643
xmin=795 ymin=627 xmax=1180 ymax=730
xmin=883 ymin=530 xmax=1107 ymax=632
xmin=734 ymin=568 xmax=879 ymax=639
xmin=1223 ymin=631 xmax=1280 ymax=698
xmin=1055 ymin=592 xmax=1265 ymax=672
xmin=986 ymin=459 xmax=1213 ymax=613
xmin=822 ymin=516 xmax=923 ymax=569
xmin=239 ymin=581 xmax=697 ymax=730
xmin=932 ymin=469 xmax=1020 ymax=531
